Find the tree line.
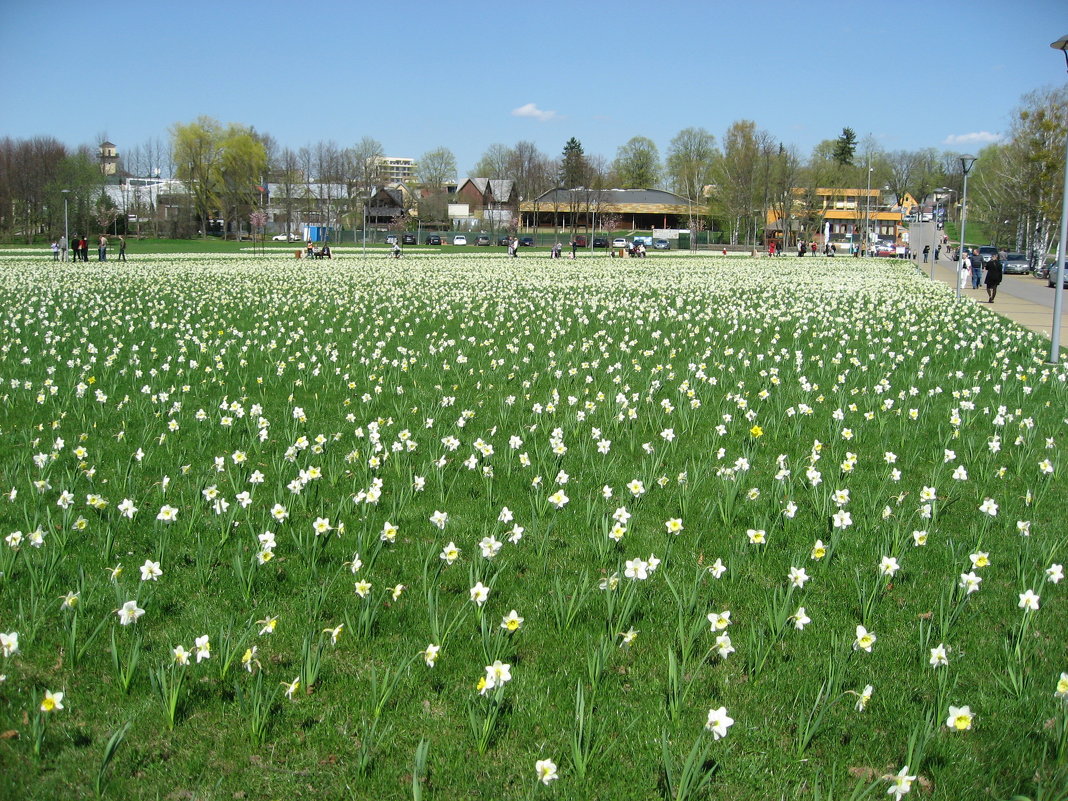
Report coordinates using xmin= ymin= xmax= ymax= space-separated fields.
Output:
xmin=0 ymin=85 xmax=1063 ymax=251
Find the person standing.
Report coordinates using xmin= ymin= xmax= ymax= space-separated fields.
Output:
xmin=969 ymin=248 xmax=983 ymax=289
xmin=934 ymin=245 xmax=941 ymax=261
xmin=922 ymin=244 xmax=930 ymax=263
xmin=80 ymin=236 xmax=89 ymax=262
xmin=984 ymin=252 xmax=1003 ymax=303
xmin=51 ymin=241 xmax=59 ymax=261
xmin=98 ymin=234 xmax=108 ymax=261
xmin=118 ymin=235 xmax=127 ymax=262
xmin=59 ymin=234 xmax=68 ymax=262
xmin=570 ymin=239 xmax=577 ymax=259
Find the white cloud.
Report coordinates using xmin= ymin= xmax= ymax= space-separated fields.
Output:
xmin=511 ymin=103 xmax=557 ymax=122
xmin=942 ymin=131 xmax=1003 ymax=146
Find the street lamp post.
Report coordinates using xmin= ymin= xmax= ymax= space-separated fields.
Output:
xmin=1048 ymin=34 xmax=1068 ymax=364
xmin=61 ymin=189 xmax=70 ymax=262
xmin=864 ymin=159 xmax=873 ymax=256
xmin=956 ymin=154 xmax=977 ymax=300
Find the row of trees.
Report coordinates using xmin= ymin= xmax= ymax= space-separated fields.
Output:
xmin=2 ymin=87 xmax=1063 ymax=249
xmin=968 ymin=85 xmax=1068 ymax=258
xmin=464 ymin=125 xmax=958 ymax=247
xmin=0 ymin=137 xmax=124 ymax=243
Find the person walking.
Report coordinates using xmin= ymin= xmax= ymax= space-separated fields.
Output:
xmin=922 ymin=244 xmax=930 ymax=263
xmin=118 ymin=235 xmax=127 ymax=262
xmin=969 ymin=248 xmax=983 ymax=289
xmin=984 ymin=252 xmax=1003 ymax=303
xmin=934 ymin=245 xmax=941 ymax=261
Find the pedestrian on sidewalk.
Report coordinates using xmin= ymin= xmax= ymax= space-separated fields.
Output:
xmin=969 ymin=248 xmax=983 ymax=289
xmin=935 ymin=245 xmax=941 ymax=261
xmin=984 ymin=253 xmax=1003 ymax=303
xmin=922 ymin=244 xmax=930 ymax=263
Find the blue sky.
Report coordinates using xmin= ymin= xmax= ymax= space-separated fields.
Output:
xmin=1 ymin=0 xmax=1065 ymax=177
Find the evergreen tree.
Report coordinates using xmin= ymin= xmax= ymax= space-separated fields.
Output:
xmin=560 ymin=137 xmax=587 ymax=188
xmin=832 ymin=127 xmax=857 ymax=167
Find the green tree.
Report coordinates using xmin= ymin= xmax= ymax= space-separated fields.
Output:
xmin=172 ymin=117 xmax=224 ymax=237
xmin=972 ymin=85 xmax=1067 ymax=257
xmin=560 ymin=138 xmax=587 ymax=188
xmin=714 ymin=120 xmax=764 ymax=246
xmin=218 ymin=125 xmax=267 ymax=239
xmin=612 ymin=136 xmax=660 ymax=189
xmin=832 ymin=127 xmax=858 ymax=167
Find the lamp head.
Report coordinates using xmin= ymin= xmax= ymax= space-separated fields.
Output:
xmin=1052 ymin=34 xmax=1068 ymax=69
xmin=959 ymin=155 xmax=977 ymax=175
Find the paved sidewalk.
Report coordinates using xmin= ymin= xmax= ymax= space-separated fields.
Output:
xmin=921 ymin=255 xmax=1061 ymax=337
xmin=909 ymin=224 xmax=1065 ymax=352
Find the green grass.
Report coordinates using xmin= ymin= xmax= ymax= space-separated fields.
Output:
xmin=0 ymin=254 xmax=1066 ymax=800
xmin=941 ymin=220 xmax=996 ymax=250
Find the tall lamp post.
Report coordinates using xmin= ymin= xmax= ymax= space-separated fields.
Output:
xmin=956 ymin=154 xmax=977 ymax=300
xmin=61 ymin=189 xmax=70 ymax=262
xmin=864 ymin=159 xmax=873 ymax=255
xmin=1048 ymin=34 xmax=1068 ymax=364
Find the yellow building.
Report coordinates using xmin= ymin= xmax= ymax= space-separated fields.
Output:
xmin=766 ymin=188 xmax=903 ymax=251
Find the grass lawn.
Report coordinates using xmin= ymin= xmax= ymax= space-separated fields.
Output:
xmin=0 ymin=253 xmax=1065 ymax=800
xmin=941 ymin=221 xmax=997 ymax=250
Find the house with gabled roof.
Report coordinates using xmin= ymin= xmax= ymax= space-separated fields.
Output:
xmin=366 ymin=185 xmax=411 ymax=225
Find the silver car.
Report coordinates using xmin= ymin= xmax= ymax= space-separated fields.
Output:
xmin=1002 ymin=252 xmax=1030 ymax=275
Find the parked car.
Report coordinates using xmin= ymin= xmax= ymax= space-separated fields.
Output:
xmin=519 ymin=236 xmax=535 ymax=247
xmin=977 ymin=245 xmax=998 ymax=264
xmin=425 ymin=234 xmax=441 ymax=245
xmin=573 ymin=235 xmax=588 ymax=247
xmin=453 ymin=235 xmax=467 ymax=246
xmin=592 ymin=237 xmax=609 ymax=249
xmin=384 ymin=234 xmax=398 ymax=245
xmin=272 ymin=233 xmax=301 ymax=241
xmin=653 ymin=238 xmax=670 ymax=250
xmin=475 ymin=234 xmax=490 ymax=246
xmin=1002 ymin=252 xmax=1030 ymax=275
xmin=402 ymin=233 xmax=416 ymax=245
xmin=632 ymin=235 xmax=653 ymax=246
xmin=612 ymin=238 xmax=629 ymax=249
xmin=1048 ymin=261 xmax=1068 ymax=288
xmin=498 ymin=236 xmax=511 ymax=247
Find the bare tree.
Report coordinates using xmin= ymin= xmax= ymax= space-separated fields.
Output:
xmin=472 ymin=144 xmax=512 ymax=179
xmin=417 ymin=147 xmax=457 ymax=190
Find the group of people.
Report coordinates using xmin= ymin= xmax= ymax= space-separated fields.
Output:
xmin=960 ymin=248 xmax=1003 ymax=303
xmin=790 ymin=241 xmax=838 ymax=257
xmin=51 ymin=234 xmax=126 ymax=262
